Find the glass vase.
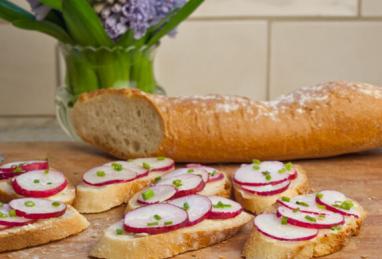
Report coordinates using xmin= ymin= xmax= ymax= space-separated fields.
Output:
xmin=55 ymin=44 xmax=165 ymax=140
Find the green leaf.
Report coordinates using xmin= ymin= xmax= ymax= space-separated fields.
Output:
xmin=12 ymin=19 xmax=73 ymax=43
xmin=40 ymin=0 xmax=62 ymax=10
xmin=0 ymin=0 xmax=34 ymax=23
xmin=62 ymin=0 xmax=112 ymax=47
xmin=147 ymin=0 xmax=204 ymax=47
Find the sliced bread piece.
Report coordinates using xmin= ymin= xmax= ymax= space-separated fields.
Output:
xmin=0 ymin=205 xmax=89 ymax=252
xmin=233 ymin=163 xmax=310 ymax=214
xmin=242 ymin=192 xmax=366 ymax=259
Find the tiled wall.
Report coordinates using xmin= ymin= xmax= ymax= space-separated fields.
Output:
xmin=1 ymin=0 xmax=382 ymax=115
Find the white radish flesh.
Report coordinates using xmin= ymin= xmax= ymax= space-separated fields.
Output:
xmin=168 ymin=195 xmax=212 ymax=225
xmin=157 ymin=174 xmax=205 ymax=198
xmin=0 ymin=160 xmax=49 ymax=180
xmin=254 ymin=213 xmax=318 ymax=241
xmin=83 ymin=165 xmax=137 ymax=186
xmin=233 ymin=161 xmax=291 ymax=186
xmin=137 ymin=185 xmax=177 ymax=205
xmin=0 ymin=204 xmax=33 ymax=227
xmin=240 ymin=180 xmax=290 ymax=196
xmin=129 ymin=157 xmax=175 ymax=172
xmin=316 ymin=190 xmax=360 ymax=217
xmin=103 ymin=161 xmax=148 ymax=178
xmin=162 ymin=168 xmax=209 ymax=183
xmin=208 ymin=196 xmax=242 ymax=219
xmin=12 ymin=170 xmax=68 ymax=198
xmin=124 ymin=203 xmax=188 ymax=234
xmin=277 ymin=206 xmax=344 ymax=229
xmin=186 ymin=164 xmax=225 ymax=183
xmin=277 ymin=193 xmax=331 ymax=215
xmin=9 ymin=198 xmax=66 ymax=220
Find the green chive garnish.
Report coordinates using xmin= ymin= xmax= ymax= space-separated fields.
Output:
xmin=164 ymin=221 xmax=173 ymax=226
xmin=24 ymin=201 xmax=35 ymax=207
xmin=281 ymin=196 xmax=290 ymax=202
xmin=47 ymin=182 xmax=52 ymax=185
xmin=172 ymin=179 xmax=182 ymax=188
xmin=292 ymin=208 xmax=300 ymax=213
xmin=213 ymin=201 xmax=232 ymax=209
xmin=116 ymin=228 xmax=124 ymax=235
xmin=8 ymin=210 xmax=16 ymax=217
xmin=0 ymin=202 xmax=3 ymax=208
xmin=187 ymin=169 xmax=194 ymax=173
xmin=252 ymin=164 xmax=260 ymax=170
xmin=43 ymin=169 xmax=49 ymax=174
xmin=317 ymin=204 xmax=326 ymax=210
xmin=333 ymin=200 xmax=353 ymax=211
xmin=331 ymin=226 xmax=341 ymax=231
xmin=183 ymin=202 xmax=190 ymax=211
xmin=0 ymin=212 xmax=7 ymax=218
xmin=262 ymin=171 xmax=272 ymax=181
xmin=278 ymin=168 xmax=287 ymax=174
xmin=33 ymin=179 xmax=40 ymax=184
xmin=304 ymin=215 xmax=317 ymax=222
xmin=13 ymin=166 xmax=23 ymax=173
xmin=111 ymin=162 xmax=123 ymax=171
xmin=141 ymin=189 xmax=155 ymax=201
xmin=147 ymin=222 xmax=159 ymax=226
xmin=209 ymin=170 xmax=217 ymax=177
xmin=296 ymin=201 xmax=309 ymax=207
xmin=252 ymin=159 xmax=261 ymax=165
xmin=281 ymin=216 xmax=288 ymax=225
xmin=318 ymin=214 xmax=326 ymax=220
xmin=96 ymin=170 xmax=106 ymax=177
xmin=157 ymin=157 xmax=166 ymax=161
xmin=154 ymin=176 xmax=162 ymax=183
xmin=154 ymin=214 xmax=162 ymax=220
xmin=142 ymin=162 xmax=151 ymax=170
xmin=285 ymin=162 xmax=293 ymax=171
xmin=52 ymin=201 xmax=61 ymax=207
xmin=316 ymin=193 xmax=324 ymax=199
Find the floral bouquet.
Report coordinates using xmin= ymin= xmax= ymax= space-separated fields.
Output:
xmin=0 ymin=0 xmax=203 ymax=99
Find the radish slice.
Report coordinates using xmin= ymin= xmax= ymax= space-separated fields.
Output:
xmin=103 ymin=161 xmax=148 ymax=178
xmin=9 ymin=198 xmax=66 ymax=220
xmin=277 ymin=194 xmax=331 ymax=215
xmin=289 ymin=169 xmax=298 ymax=180
xmin=316 ymin=190 xmax=360 ymax=218
xmin=208 ymin=196 xmax=242 ymax=219
xmin=168 ymin=195 xmax=212 ymax=226
xmin=255 ymin=213 xmax=318 ymax=241
xmin=124 ymin=203 xmax=188 ymax=234
xmin=83 ymin=165 xmax=137 ymax=186
xmin=0 ymin=204 xmax=33 ymax=227
xmin=162 ymin=168 xmax=209 ymax=183
xmin=240 ymin=180 xmax=291 ymax=196
xmin=157 ymin=174 xmax=205 ymax=198
xmin=129 ymin=157 xmax=175 ymax=172
xmin=0 ymin=160 xmax=49 ymax=180
xmin=277 ymin=206 xmax=344 ymax=229
xmin=12 ymin=170 xmax=68 ymax=198
xmin=137 ymin=185 xmax=177 ymax=205
xmin=233 ymin=161 xmax=292 ymax=186
xmin=186 ymin=164 xmax=224 ymax=183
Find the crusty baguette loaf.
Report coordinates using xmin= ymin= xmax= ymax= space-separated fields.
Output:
xmin=242 ymin=200 xmax=366 ymax=259
xmin=90 ymin=211 xmax=252 ymax=259
xmin=234 ymin=166 xmax=310 ymax=214
xmin=0 ymin=179 xmax=76 ymax=204
xmin=72 ymin=81 xmax=382 ymax=163
xmin=0 ymin=205 xmax=89 ymax=252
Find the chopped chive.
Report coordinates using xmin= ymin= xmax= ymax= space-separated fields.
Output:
xmin=0 ymin=202 xmax=3 ymax=208
xmin=33 ymin=179 xmax=40 ymax=184
xmin=292 ymin=208 xmax=300 ymax=213
xmin=296 ymin=201 xmax=309 ymax=207
xmin=316 ymin=193 xmax=324 ymax=199
xmin=164 ymin=221 xmax=173 ymax=226
xmin=333 ymin=200 xmax=353 ymax=211
xmin=183 ymin=202 xmax=190 ymax=211
xmin=187 ymin=169 xmax=194 ymax=173
xmin=278 ymin=168 xmax=287 ymax=174
xmin=213 ymin=201 xmax=232 ymax=209
xmin=142 ymin=162 xmax=151 ymax=170
xmin=44 ymin=170 xmax=49 ymax=174
xmin=318 ymin=214 xmax=326 ymax=219
xmin=154 ymin=176 xmax=162 ymax=183
xmin=147 ymin=222 xmax=159 ymax=226
xmin=141 ymin=189 xmax=155 ymax=201
xmin=281 ymin=216 xmax=288 ymax=225
xmin=111 ymin=162 xmax=123 ymax=171
xmin=304 ymin=215 xmax=317 ymax=222
xmin=0 ymin=212 xmax=7 ymax=218
xmin=285 ymin=162 xmax=293 ymax=171
xmin=8 ymin=210 xmax=16 ymax=217
xmin=261 ymin=171 xmax=272 ymax=181
xmin=52 ymin=201 xmax=61 ymax=207
xmin=281 ymin=196 xmax=290 ymax=202
xmin=317 ymin=204 xmax=326 ymax=210
xmin=24 ymin=201 xmax=35 ymax=207
xmin=331 ymin=226 xmax=342 ymax=231
xmin=13 ymin=166 xmax=23 ymax=173
xmin=252 ymin=164 xmax=260 ymax=170
xmin=157 ymin=157 xmax=166 ymax=161
xmin=96 ymin=170 xmax=106 ymax=177
xmin=116 ymin=228 xmax=124 ymax=235
xmin=252 ymin=159 xmax=261 ymax=165
xmin=154 ymin=214 xmax=162 ymax=220
xmin=47 ymin=182 xmax=52 ymax=185
xmin=172 ymin=179 xmax=183 ymax=188
xmin=209 ymin=170 xmax=217 ymax=177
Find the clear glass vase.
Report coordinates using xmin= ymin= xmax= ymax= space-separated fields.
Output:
xmin=55 ymin=44 xmax=165 ymax=140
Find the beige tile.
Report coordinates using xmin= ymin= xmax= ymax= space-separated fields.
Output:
xmin=270 ymin=21 xmax=382 ymax=98
xmin=156 ymin=20 xmax=268 ymax=100
xmin=361 ymin=0 xmax=382 ymax=16
xmin=0 ymin=24 xmax=56 ymax=115
xmin=193 ymin=0 xmax=358 ymax=17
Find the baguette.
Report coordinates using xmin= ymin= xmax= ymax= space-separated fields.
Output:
xmin=242 ymin=192 xmax=366 ymax=259
xmin=0 ymin=205 xmax=89 ymax=252
xmin=72 ymin=81 xmax=382 ymax=163
xmin=233 ymin=165 xmax=310 ymax=214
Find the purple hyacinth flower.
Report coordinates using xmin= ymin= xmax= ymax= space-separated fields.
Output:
xmin=26 ymin=0 xmax=51 ymax=21
xmin=121 ymin=0 xmax=154 ymax=39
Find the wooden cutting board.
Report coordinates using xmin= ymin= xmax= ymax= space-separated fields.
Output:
xmin=0 ymin=142 xmax=381 ymax=259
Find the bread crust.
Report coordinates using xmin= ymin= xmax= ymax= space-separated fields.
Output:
xmin=233 ymin=166 xmax=310 ymax=214
xmin=0 ymin=206 xmax=89 ymax=252
xmin=72 ymin=81 xmax=382 ymax=162
xmin=90 ymin=211 xmax=252 ymax=259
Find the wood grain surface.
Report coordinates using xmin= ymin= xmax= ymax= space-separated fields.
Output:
xmin=0 ymin=142 xmax=380 ymax=259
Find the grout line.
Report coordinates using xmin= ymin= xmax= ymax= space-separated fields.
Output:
xmin=265 ymin=21 xmax=272 ymax=101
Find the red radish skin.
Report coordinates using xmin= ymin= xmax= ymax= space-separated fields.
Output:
xmin=0 ymin=204 xmax=34 ymax=227
xmin=157 ymin=174 xmax=205 ymax=198
xmin=208 ymin=173 xmax=224 ymax=183
xmin=130 ymin=158 xmax=175 ymax=173
xmin=316 ymin=190 xmax=360 ymax=218
xmin=289 ymin=170 xmax=298 ymax=180
xmin=0 ymin=160 xmax=49 ymax=180
xmin=277 ymin=193 xmax=332 ymax=215
xmin=255 ymin=214 xmax=318 ymax=241
xmin=168 ymin=195 xmax=212 ymax=226
xmin=124 ymin=204 xmax=188 ymax=234
xmin=9 ymin=198 xmax=66 ymax=220
xmin=137 ymin=185 xmax=177 ymax=205
xmin=208 ymin=196 xmax=242 ymax=220
xmin=240 ymin=180 xmax=291 ymax=196
xmin=277 ymin=206 xmax=345 ymax=229
xmin=83 ymin=165 xmax=137 ymax=187
xmin=11 ymin=170 xmax=68 ymax=198
xmin=186 ymin=164 xmax=225 ymax=183
xmin=233 ymin=162 xmax=291 ymax=187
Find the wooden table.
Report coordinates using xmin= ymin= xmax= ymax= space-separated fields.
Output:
xmin=0 ymin=142 xmax=381 ymax=259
